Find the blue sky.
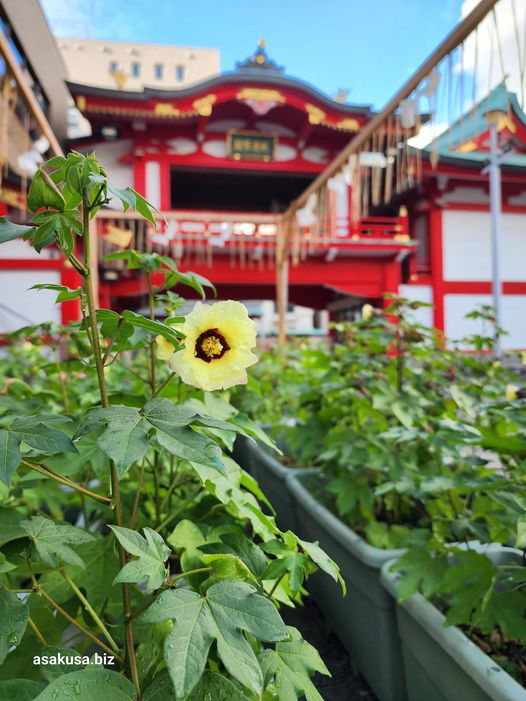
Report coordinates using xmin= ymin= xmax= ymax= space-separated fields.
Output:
xmin=41 ymin=0 xmax=465 ymax=109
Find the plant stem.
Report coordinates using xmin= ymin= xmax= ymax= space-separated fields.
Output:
xmin=146 ymin=273 xmax=156 ymax=393
xmin=156 ymin=487 xmax=203 ymax=532
xmin=60 ymin=568 xmax=120 ymax=654
xmin=54 ymin=349 xmax=70 ymax=413
xmin=81 ymin=191 xmax=140 ymax=697
xmin=152 ymin=371 xmax=177 ymax=398
xmin=102 ymin=317 xmax=124 ymax=365
xmin=31 ymin=575 xmax=123 ymax=663
xmin=168 ymin=567 xmax=211 ymax=585
xmin=269 ymin=572 xmax=286 ymax=598
xmin=28 ymin=616 xmax=48 ymax=645
xmin=129 ymin=457 xmax=147 ymax=530
xmin=22 ymin=460 xmax=112 ymax=504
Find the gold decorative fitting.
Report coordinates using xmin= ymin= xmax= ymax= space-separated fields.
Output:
xmin=193 ymin=94 xmax=216 ymax=117
xmin=305 ymin=104 xmax=326 ymax=125
xmin=399 ymin=205 xmax=408 ymax=217
xmin=111 ymin=69 xmax=128 ymax=90
xmin=76 ymin=95 xmax=86 ymax=112
xmin=334 ymin=117 xmax=360 ymax=131
xmin=154 ymin=103 xmax=181 ymax=117
xmin=394 ymin=233 xmax=410 ymax=242
xmin=104 ymin=224 xmax=134 ymax=248
xmin=457 ymin=139 xmax=478 ymax=153
xmin=236 ymin=88 xmax=285 ymax=103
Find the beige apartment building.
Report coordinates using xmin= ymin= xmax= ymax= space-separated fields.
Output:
xmin=57 ymin=38 xmax=220 ymax=91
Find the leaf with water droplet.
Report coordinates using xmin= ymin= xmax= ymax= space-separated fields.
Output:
xmin=0 ymin=590 xmax=28 ymax=664
xmin=33 ymin=669 xmax=136 ymax=700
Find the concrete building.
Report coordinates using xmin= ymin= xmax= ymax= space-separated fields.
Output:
xmin=57 ymin=38 xmax=220 ymax=92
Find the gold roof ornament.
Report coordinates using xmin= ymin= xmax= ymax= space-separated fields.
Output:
xmin=305 ymin=104 xmax=326 ymax=125
xmin=236 ymin=88 xmax=285 ymax=103
xmin=334 ymin=117 xmax=360 ymax=131
xmin=193 ymin=94 xmax=216 ymax=117
xmin=154 ymin=103 xmax=181 ymax=117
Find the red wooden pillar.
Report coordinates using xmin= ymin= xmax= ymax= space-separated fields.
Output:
xmin=429 ymin=207 xmax=445 ymax=332
xmin=159 ymin=157 xmax=171 ymax=211
xmin=60 ymin=262 xmax=82 ymax=324
xmin=382 ymin=258 xmax=401 ymax=309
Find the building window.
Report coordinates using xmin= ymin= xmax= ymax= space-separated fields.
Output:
xmin=131 ymin=62 xmax=141 ymax=78
xmin=109 ymin=60 xmax=118 ymax=73
xmin=154 ymin=63 xmax=164 ymax=80
xmin=175 ymin=64 xmax=185 ymax=81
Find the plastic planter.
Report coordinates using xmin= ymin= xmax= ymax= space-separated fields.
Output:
xmin=381 ymin=547 xmax=526 ymax=701
xmin=245 ymin=441 xmax=315 ymax=533
xmin=231 ymin=434 xmax=254 ymax=475
xmin=287 ymin=472 xmax=407 ymax=701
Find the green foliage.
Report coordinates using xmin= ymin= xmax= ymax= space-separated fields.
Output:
xmin=21 ymin=516 xmax=94 ymax=568
xmin=139 ymin=580 xmax=287 ymax=698
xmin=0 ymin=591 xmax=28 ymax=664
xmin=110 ymin=526 xmax=170 ymax=593
xmin=0 ymin=151 xmax=332 ymax=700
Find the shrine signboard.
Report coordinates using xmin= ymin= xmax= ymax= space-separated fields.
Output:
xmin=227 ymin=130 xmax=276 ymax=161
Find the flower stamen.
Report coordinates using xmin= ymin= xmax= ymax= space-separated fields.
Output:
xmin=195 ymin=328 xmax=230 ymax=363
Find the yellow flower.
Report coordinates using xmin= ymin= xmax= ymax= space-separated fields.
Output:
xmin=521 ymin=351 xmax=526 ymax=366
xmin=21 ymin=342 xmax=33 ymax=352
xmin=361 ymin=304 xmax=374 ymax=322
xmin=156 ymin=335 xmax=177 ymax=361
xmin=170 ymin=301 xmax=258 ymax=391
xmin=506 ymin=384 xmax=519 ymax=401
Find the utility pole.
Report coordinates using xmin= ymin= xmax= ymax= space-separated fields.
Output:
xmin=482 ymin=119 xmax=503 ymax=356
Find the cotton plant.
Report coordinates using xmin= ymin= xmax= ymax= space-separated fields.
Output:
xmin=0 ymin=152 xmax=343 ymax=700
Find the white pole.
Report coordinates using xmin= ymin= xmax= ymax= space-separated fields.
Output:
xmin=488 ymin=122 xmax=502 ymax=356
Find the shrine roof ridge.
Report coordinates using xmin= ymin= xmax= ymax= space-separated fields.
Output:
xmin=66 ymin=70 xmax=375 ymax=117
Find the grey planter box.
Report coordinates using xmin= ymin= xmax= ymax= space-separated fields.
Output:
xmin=231 ymin=435 xmax=254 ymax=475
xmin=244 ymin=441 xmax=315 ymax=533
xmin=381 ymin=547 xmax=526 ymax=701
xmin=287 ymin=472 xmax=407 ymax=701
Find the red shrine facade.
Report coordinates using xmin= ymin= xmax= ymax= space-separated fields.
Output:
xmin=67 ymin=43 xmax=416 ymax=317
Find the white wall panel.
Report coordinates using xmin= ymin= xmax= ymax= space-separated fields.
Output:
xmin=0 ymin=238 xmax=54 ymax=260
xmin=145 ymin=161 xmax=161 ymax=208
xmin=444 ymin=293 xmax=526 ymax=348
xmin=0 ymin=270 xmax=61 ymax=332
xmin=399 ymin=285 xmax=433 ymax=327
xmin=443 ymin=211 xmax=526 ymax=281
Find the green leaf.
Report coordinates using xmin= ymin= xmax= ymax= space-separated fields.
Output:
xmin=20 ymin=516 xmax=94 ymax=568
xmin=478 ymin=588 xmax=526 ymax=639
xmin=187 ymin=671 xmax=250 ymax=701
xmin=89 ymin=173 xmax=162 ymax=225
xmin=390 ymin=547 xmax=448 ymax=601
xmin=0 ymin=217 xmax=33 ymax=245
xmin=259 ymin=626 xmax=330 ymax=701
xmin=516 ymin=514 xmax=526 ymax=548
xmin=201 ymin=553 xmax=257 ymax=588
xmin=75 ymin=406 xmax=150 ymax=477
xmin=29 ymin=210 xmax=82 ymax=256
xmin=0 ymin=679 xmax=45 ymax=701
xmin=11 ymin=415 xmax=76 ymax=454
xmin=122 ymin=310 xmax=181 ymax=344
xmin=0 ymin=590 xmax=28 ymax=664
xmin=139 ymin=579 xmax=287 ymax=698
xmin=440 ymin=550 xmax=497 ymax=627
xmin=110 ymin=526 xmax=170 ymax=593
xmin=26 ymin=168 xmax=65 ymax=213
xmin=33 ymin=669 xmax=136 ymax=700
xmin=297 ymin=538 xmax=346 ymax=595
xmin=0 ymin=429 xmax=21 ymax=486
xmin=31 ymin=284 xmax=84 ymax=304
xmin=154 ymin=425 xmax=223 ymax=469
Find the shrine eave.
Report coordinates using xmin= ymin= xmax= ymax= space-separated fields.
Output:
xmin=66 ymin=70 xmax=375 ymax=118
xmin=418 ymin=147 xmax=526 ymax=176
